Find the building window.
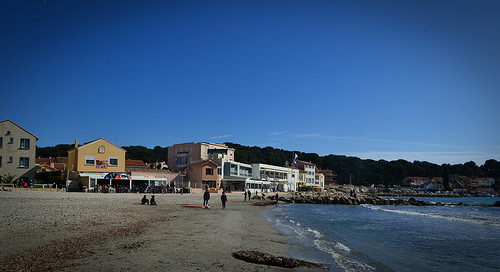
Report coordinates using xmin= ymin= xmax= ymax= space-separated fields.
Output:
xmin=19 ymin=157 xmax=29 ymax=168
xmin=0 ymin=156 xmax=2 ymax=167
xmin=0 ymin=137 xmax=2 ymax=147
xmin=9 ymin=156 xmax=13 ymax=163
xmin=85 ymin=155 xmax=96 ymax=165
xmin=176 ymin=156 xmax=187 ymax=164
xmin=98 ymin=146 xmax=105 ymax=154
xmin=109 ymin=157 xmax=118 ymax=166
xmin=206 ymin=168 xmax=213 ymax=175
xmin=230 ymin=164 xmax=238 ymax=175
xmin=9 ymin=138 xmax=14 ymax=144
xmin=20 ymin=138 xmax=30 ymax=149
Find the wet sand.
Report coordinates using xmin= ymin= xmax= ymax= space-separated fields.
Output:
xmin=0 ymin=190 xmax=300 ymax=272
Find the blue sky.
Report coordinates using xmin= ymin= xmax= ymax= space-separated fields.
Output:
xmin=1 ymin=0 xmax=499 ymax=165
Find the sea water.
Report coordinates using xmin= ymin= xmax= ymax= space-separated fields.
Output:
xmin=263 ymin=197 xmax=500 ymax=272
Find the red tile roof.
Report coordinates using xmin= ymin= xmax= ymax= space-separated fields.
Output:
xmin=125 ymin=160 xmax=148 ymax=167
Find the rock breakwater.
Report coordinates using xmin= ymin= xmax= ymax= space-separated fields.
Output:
xmin=280 ymin=192 xmax=449 ymax=206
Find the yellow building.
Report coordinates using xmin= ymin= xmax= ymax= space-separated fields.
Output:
xmin=315 ymin=172 xmax=325 ymax=191
xmin=298 ymin=169 xmax=307 ymax=188
xmin=67 ymin=138 xmax=127 ymax=192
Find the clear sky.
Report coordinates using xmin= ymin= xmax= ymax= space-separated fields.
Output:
xmin=1 ymin=0 xmax=499 ymax=165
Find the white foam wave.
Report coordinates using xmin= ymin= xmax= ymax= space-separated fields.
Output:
xmin=362 ymin=205 xmax=500 ymax=227
xmin=335 ymin=241 xmax=351 ymax=252
xmin=284 ymin=219 xmax=325 ymax=239
xmin=307 ymin=228 xmax=323 ymax=238
xmin=314 ymin=240 xmax=375 ymax=272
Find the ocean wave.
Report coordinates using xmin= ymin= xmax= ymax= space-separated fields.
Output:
xmin=314 ymin=240 xmax=375 ymax=272
xmin=307 ymin=228 xmax=323 ymax=239
xmin=361 ymin=205 xmax=500 ymax=227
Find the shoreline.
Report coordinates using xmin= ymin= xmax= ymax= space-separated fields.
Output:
xmin=0 ymin=190 xmax=305 ymax=271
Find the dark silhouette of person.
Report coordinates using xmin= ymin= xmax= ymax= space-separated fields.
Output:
xmin=203 ymin=190 xmax=210 ymax=207
xmin=150 ymin=195 xmax=156 ymax=205
xmin=141 ymin=195 xmax=149 ymax=205
xmin=244 ymin=190 xmax=247 ymax=201
xmin=221 ymin=191 xmax=228 ymax=209
xmin=275 ymin=193 xmax=279 ymax=205
xmin=248 ymin=190 xmax=251 ymax=201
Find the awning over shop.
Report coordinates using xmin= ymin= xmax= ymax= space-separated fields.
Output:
xmin=131 ymin=175 xmax=167 ymax=182
xmin=104 ymin=173 xmax=131 ymax=180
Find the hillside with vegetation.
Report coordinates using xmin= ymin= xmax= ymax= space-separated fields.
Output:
xmin=36 ymin=144 xmax=168 ymax=164
xmin=37 ymin=142 xmax=500 ymax=189
xmin=225 ymin=143 xmax=500 ymax=190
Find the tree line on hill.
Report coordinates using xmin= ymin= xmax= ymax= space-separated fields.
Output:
xmin=36 ymin=144 xmax=168 ymax=164
xmin=37 ymin=143 xmax=500 ymax=190
xmin=224 ymin=143 xmax=500 ymax=190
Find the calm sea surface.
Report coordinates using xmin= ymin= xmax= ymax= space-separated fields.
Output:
xmin=263 ymin=197 xmax=500 ymax=272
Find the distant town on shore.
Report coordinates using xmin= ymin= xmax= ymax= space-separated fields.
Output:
xmin=1 ymin=120 xmax=498 ymax=195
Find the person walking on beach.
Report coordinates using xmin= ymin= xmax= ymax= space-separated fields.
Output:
xmin=203 ymin=190 xmax=210 ymax=207
xmin=221 ymin=191 xmax=227 ymax=209
xmin=275 ymin=193 xmax=279 ymax=206
xmin=248 ymin=190 xmax=251 ymax=201
xmin=244 ymin=190 xmax=247 ymax=201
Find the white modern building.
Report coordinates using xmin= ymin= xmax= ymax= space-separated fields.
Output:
xmin=250 ymin=163 xmax=298 ymax=193
xmin=222 ymin=161 xmax=253 ymax=192
xmin=221 ymin=161 xmax=298 ymax=193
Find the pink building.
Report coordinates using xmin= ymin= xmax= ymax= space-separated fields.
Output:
xmin=167 ymin=142 xmax=234 ymax=172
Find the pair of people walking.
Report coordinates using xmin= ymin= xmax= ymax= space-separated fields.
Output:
xmin=203 ymin=189 xmax=228 ymax=209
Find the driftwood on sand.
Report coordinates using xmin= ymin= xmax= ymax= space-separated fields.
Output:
xmin=232 ymin=250 xmax=322 ymax=269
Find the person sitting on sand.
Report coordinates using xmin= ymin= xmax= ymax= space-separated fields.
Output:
xmin=150 ymin=195 xmax=156 ymax=205
xmin=141 ymin=195 xmax=149 ymax=205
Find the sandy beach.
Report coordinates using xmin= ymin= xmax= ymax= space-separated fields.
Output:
xmin=0 ymin=190 xmax=309 ymax=272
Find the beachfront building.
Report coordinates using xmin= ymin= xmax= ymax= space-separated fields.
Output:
xmin=0 ymin=120 xmax=39 ymax=184
xmin=296 ymin=160 xmax=317 ymax=189
xmin=167 ymin=142 xmax=235 ymax=172
xmin=67 ymin=139 xmax=173 ymax=192
xmin=126 ymin=168 xmax=179 ymax=193
xmin=298 ymin=169 xmax=307 ymax=188
xmin=318 ymin=168 xmax=336 ymax=185
xmin=315 ymin=172 xmax=325 ymax=191
xmin=182 ymin=160 xmax=220 ymax=193
xmin=249 ymin=163 xmax=299 ymax=193
xmin=67 ymin=138 xmax=128 ymax=191
xmin=222 ymin=161 xmax=253 ymax=192
xmin=221 ymin=161 xmax=298 ymax=193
